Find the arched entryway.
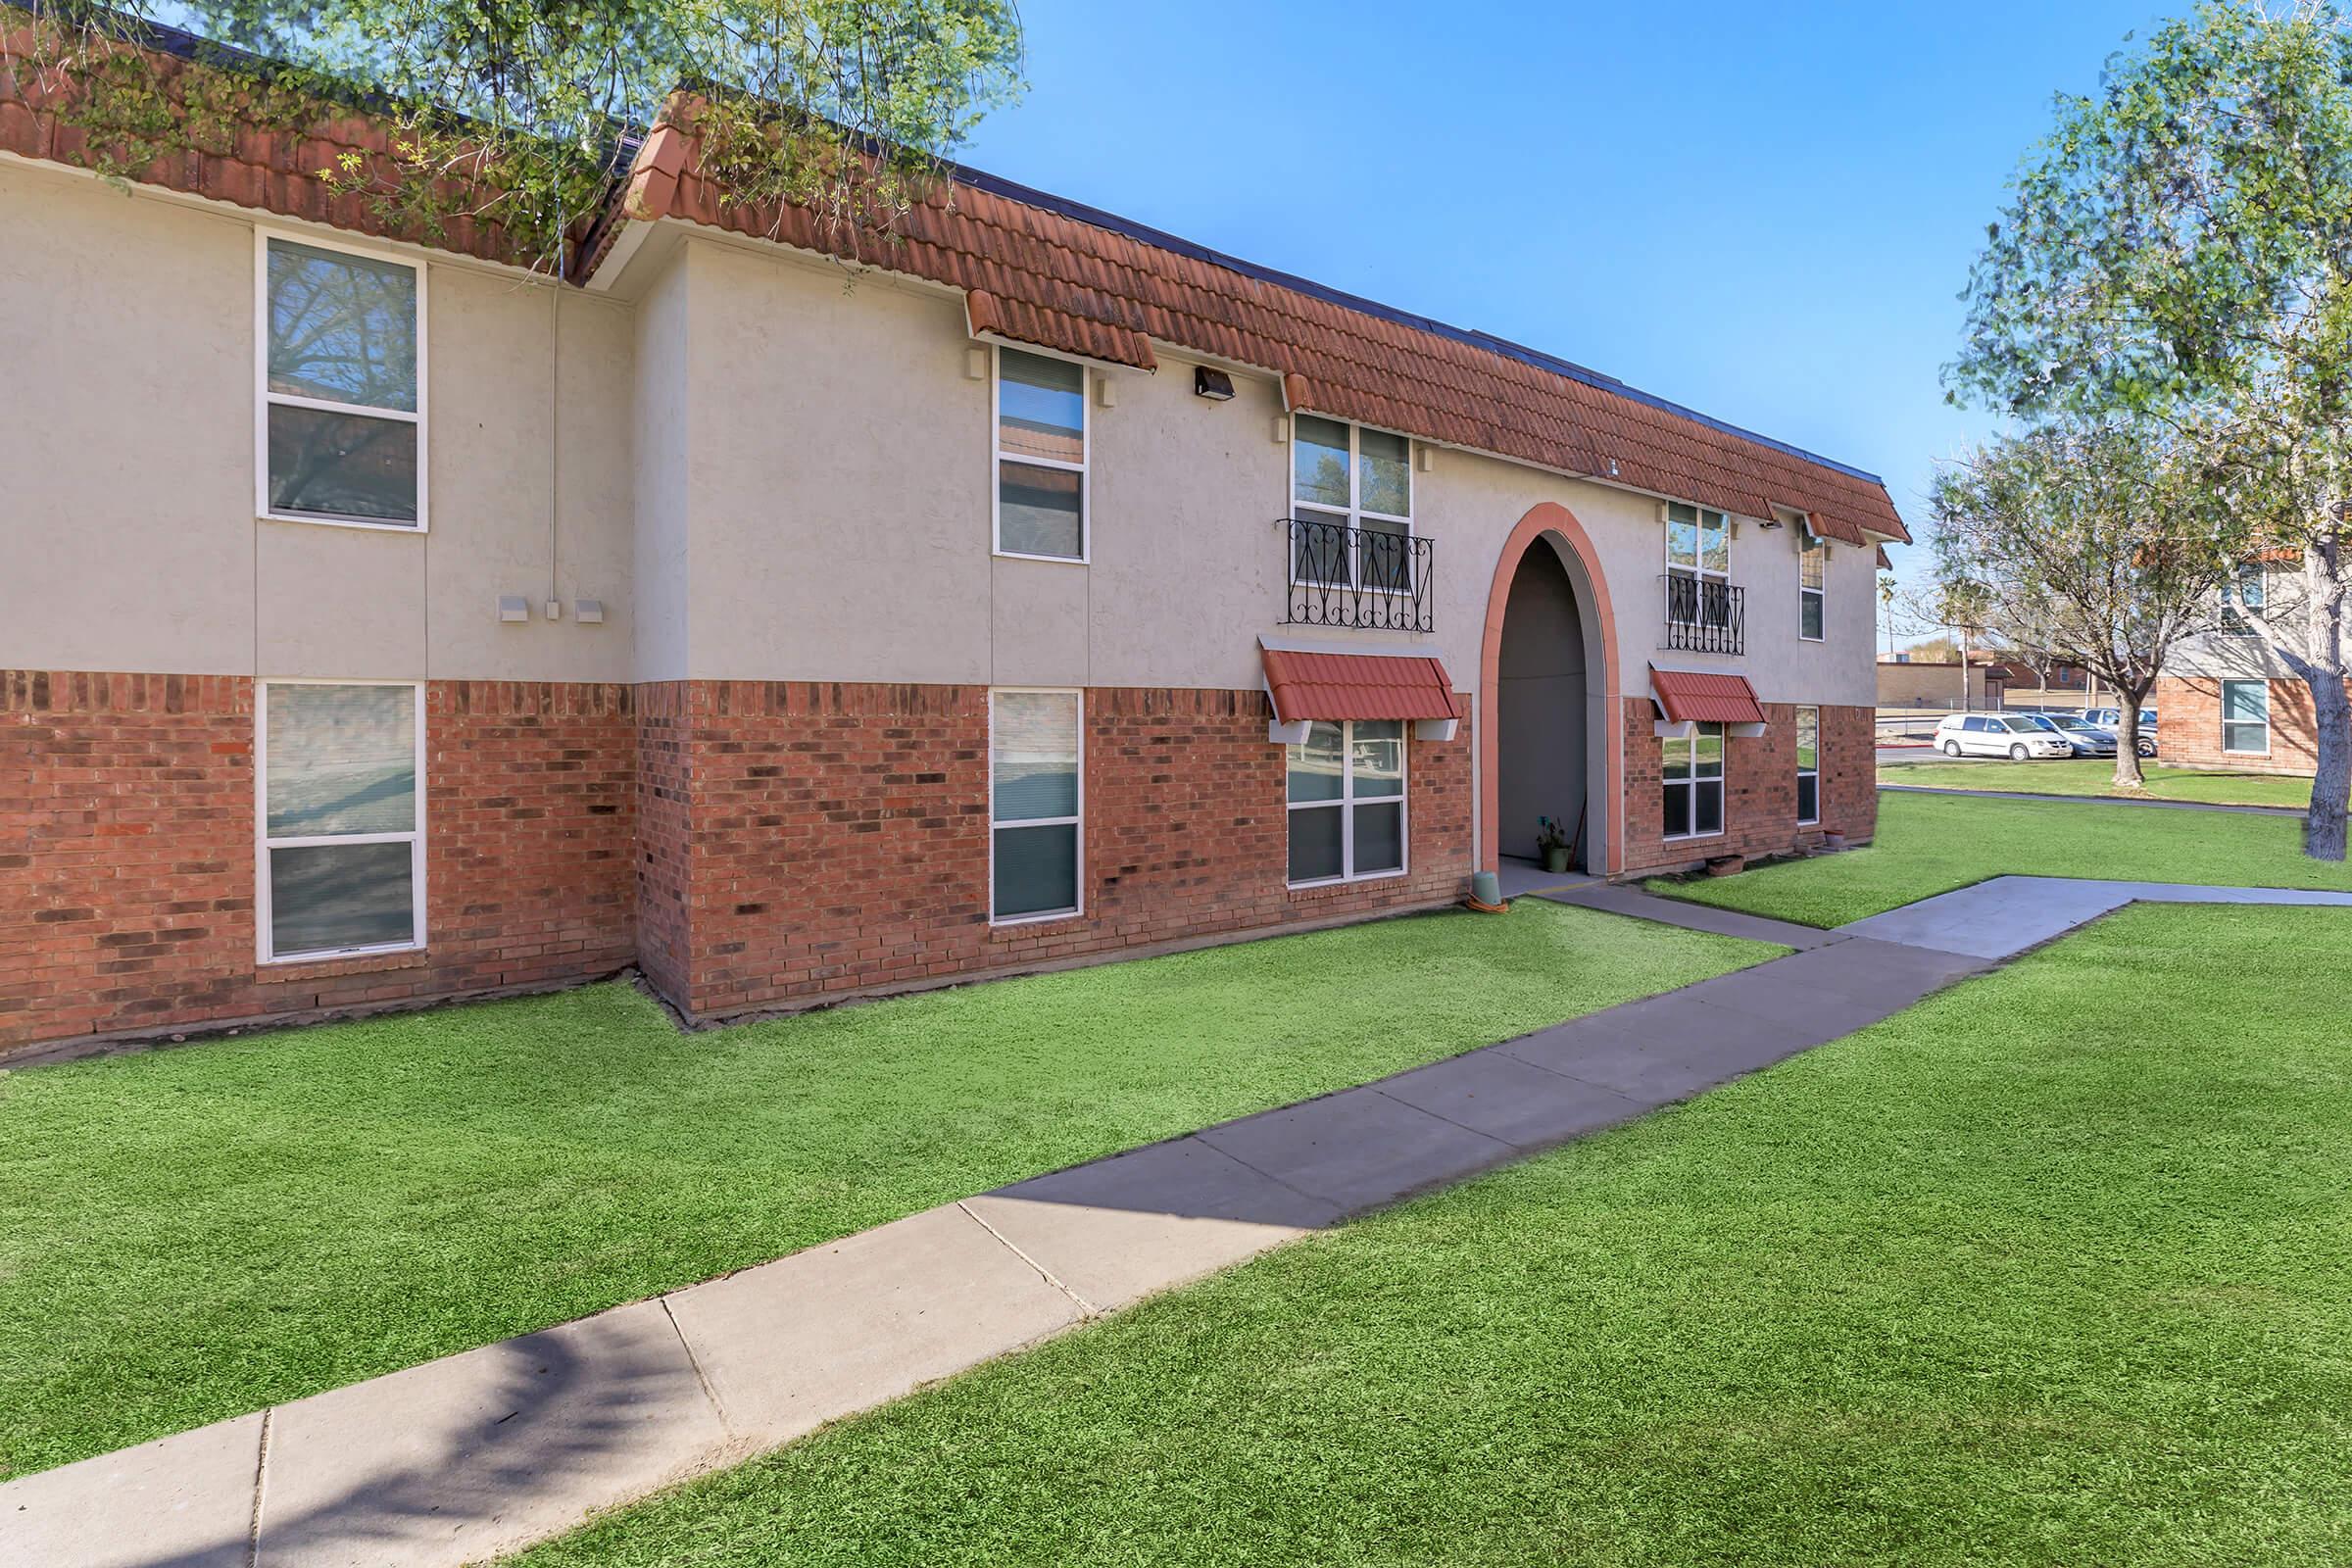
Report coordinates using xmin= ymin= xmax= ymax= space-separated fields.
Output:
xmin=1495 ymin=545 xmax=1589 ymax=864
xmin=1480 ymin=504 xmax=1621 ymax=876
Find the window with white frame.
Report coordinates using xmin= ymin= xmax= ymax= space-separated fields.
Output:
xmin=259 ymin=682 xmax=425 ymax=961
xmin=1286 ymin=719 xmax=1406 ymax=884
xmin=990 ymin=689 xmax=1083 ymax=920
xmin=1795 ymin=706 xmax=1821 ymax=824
xmin=1291 ymin=415 xmax=1414 ymax=592
xmin=1666 ymin=503 xmax=1732 ymax=630
xmin=1798 ymin=526 xmax=1827 ymax=640
xmin=2223 ymin=680 xmax=2270 ymax=754
xmin=260 ymin=234 xmax=424 ymax=527
xmin=2221 ymin=562 xmax=2266 ymax=634
xmin=995 ymin=348 xmax=1087 ymax=560
xmin=1662 ymin=721 xmax=1726 ymax=840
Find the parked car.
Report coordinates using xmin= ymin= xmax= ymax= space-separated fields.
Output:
xmin=2080 ymin=708 xmax=2160 ymax=757
xmin=1935 ymin=712 xmax=2075 ymax=760
xmin=2040 ymin=713 xmax=2118 ymax=758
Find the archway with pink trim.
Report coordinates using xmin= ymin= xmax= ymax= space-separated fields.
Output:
xmin=1479 ymin=503 xmax=1623 ymax=877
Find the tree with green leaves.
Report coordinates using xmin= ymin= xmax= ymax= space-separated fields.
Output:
xmin=13 ymin=0 xmax=1026 ymax=274
xmin=1949 ymin=0 xmax=2352 ymax=858
xmin=1932 ymin=423 xmax=2233 ymax=788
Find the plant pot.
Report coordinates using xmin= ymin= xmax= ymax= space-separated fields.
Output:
xmin=1543 ymin=847 xmax=1570 ymax=874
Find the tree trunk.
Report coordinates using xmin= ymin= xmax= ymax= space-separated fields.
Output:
xmin=2111 ymin=686 xmax=2149 ymax=791
xmin=2308 ymin=672 xmax=2350 ymax=859
xmin=2293 ymin=539 xmax=2348 ymax=861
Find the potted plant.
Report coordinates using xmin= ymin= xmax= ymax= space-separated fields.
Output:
xmin=1537 ymin=816 xmax=1571 ymax=874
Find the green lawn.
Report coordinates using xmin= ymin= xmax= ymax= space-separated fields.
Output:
xmin=512 ymin=905 xmax=2352 ymax=1568
xmin=1650 ymin=789 xmax=2352 ymax=929
xmin=1883 ymin=758 xmax=2313 ymax=808
xmin=0 ymin=902 xmax=1772 ymax=1480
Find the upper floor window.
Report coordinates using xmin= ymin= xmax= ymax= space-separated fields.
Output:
xmin=1665 ymin=503 xmax=1732 ymax=633
xmin=1291 ymin=416 xmax=1413 ymax=593
xmin=260 ymin=234 xmax=424 ymax=529
xmin=995 ymin=348 xmax=1088 ymax=561
xmin=258 ymin=681 xmax=425 ymax=961
xmin=1286 ymin=719 xmax=1406 ymax=885
xmin=1798 ymin=525 xmax=1827 ymax=641
xmin=2222 ymin=563 xmax=2266 ymax=634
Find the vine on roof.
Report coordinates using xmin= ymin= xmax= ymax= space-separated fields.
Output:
xmin=7 ymin=0 xmax=1026 ymax=277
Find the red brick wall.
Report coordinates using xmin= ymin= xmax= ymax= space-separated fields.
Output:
xmin=5 ymin=666 xmax=1899 ymax=1051
xmin=2 ymin=672 xmax=636 ymax=1054
xmin=1619 ymin=699 xmax=1876 ymax=875
xmin=644 ymin=682 xmax=1473 ymax=1019
xmin=2155 ymin=675 xmax=2337 ymax=775
xmin=633 ymin=681 xmax=695 ymax=1005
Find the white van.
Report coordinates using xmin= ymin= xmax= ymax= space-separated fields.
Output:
xmin=1934 ymin=711 xmax=2073 ymax=760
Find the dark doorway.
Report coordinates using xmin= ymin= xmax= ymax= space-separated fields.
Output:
xmin=1496 ymin=541 xmax=1590 ymax=865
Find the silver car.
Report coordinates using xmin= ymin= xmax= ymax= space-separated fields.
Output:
xmin=2042 ymin=713 xmax=2118 ymax=757
xmin=2080 ymin=708 xmax=2159 ymax=758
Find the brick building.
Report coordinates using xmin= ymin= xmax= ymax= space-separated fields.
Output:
xmin=0 ymin=29 xmax=1909 ymax=1054
xmin=2156 ymin=562 xmax=2337 ymax=776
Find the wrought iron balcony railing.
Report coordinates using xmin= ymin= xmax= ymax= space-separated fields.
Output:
xmin=1281 ymin=515 xmax=1435 ymax=633
xmin=1664 ymin=573 xmax=1744 ymax=655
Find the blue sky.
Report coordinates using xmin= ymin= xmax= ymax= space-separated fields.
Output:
xmin=956 ymin=1 xmax=2176 ymax=611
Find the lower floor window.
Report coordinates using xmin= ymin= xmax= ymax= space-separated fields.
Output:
xmin=1287 ymin=719 xmax=1406 ymax=884
xmin=1795 ymin=706 xmax=1820 ymax=824
xmin=1663 ymin=721 xmax=1725 ymax=840
xmin=259 ymin=681 xmax=425 ymax=960
xmin=2223 ymin=680 xmax=2270 ymax=754
xmin=991 ymin=689 xmax=1083 ymax=920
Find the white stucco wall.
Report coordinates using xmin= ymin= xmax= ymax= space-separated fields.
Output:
xmin=652 ymin=227 xmax=1886 ymax=708
xmin=0 ymin=157 xmax=635 ymax=683
xmin=0 ymin=165 xmax=1890 ymax=707
xmin=631 ymin=242 xmax=693 ymax=685
xmin=670 ymin=239 xmax=995 ymax=683
xmin=2165 ymin=568 xmax=2313 ymax=681
xmin=1 ymin=160 xmax=255 ymax=674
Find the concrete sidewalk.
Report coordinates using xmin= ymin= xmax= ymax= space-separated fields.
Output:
xmin=11 ymin=876 xmax=2349 ymax=1568
xmin=1838 ymin=874 xmax=2352 ymax=958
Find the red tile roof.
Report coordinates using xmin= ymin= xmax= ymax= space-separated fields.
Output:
xmin=0 ymin=31 xmax=1910 ymax=546
xmin=1649 ymin=666 xmax=1766 ymax=726
xmin=0 ymin=21 xmax=567 ymax=272
xmin=1261 ymin=648 xmax=1461 ymax=725
xmin=619 ymin=101 xmax=1907 ymax=547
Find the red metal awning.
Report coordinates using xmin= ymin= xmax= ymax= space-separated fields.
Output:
xmin=1261 ymin=647 xmax=1460 ymax=724
xmin=1649 ymin=665 xmax=1766 ymax=725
